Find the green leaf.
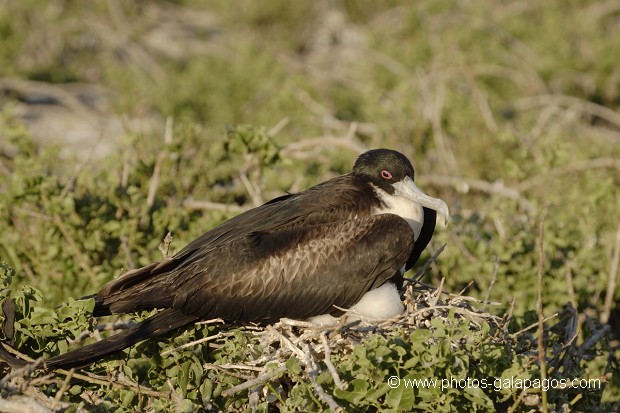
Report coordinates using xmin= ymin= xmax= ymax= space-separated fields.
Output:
xmin=285 ymin=357 xmax=302 ymax=375
xmin=333 ymin=378 xmax=369 ymax=404
xmin=409 ymin=328 xmax=431 ymax=344
xmin=384 ymin=381 xmax=415 ymax=411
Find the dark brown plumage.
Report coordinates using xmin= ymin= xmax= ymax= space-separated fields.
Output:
xmin=1 ymin=149 xmax=448 ymax=369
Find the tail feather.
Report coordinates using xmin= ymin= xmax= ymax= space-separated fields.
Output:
xmin=43 ymin=308 xmax=198 ymax=369
xmin=87 ymin=261 xmax=178 ymax=317
xmin=0 ymin=344 xmax=28 ymax=369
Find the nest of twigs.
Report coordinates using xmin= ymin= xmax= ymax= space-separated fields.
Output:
xmin=0 ymin=263 xmax=614 ymax=412
xmin=191 ymin=279 xmax=503 ymax=411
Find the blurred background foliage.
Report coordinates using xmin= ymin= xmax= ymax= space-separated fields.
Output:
xmin=0 ymin=0 xmax=619 ymax=411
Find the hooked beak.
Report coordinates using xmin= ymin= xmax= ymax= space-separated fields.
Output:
xmin=392 ymin=176 xmax=450 ymax=225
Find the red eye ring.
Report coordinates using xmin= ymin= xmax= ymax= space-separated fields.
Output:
xmin=381 ymin=170 xmax=392 ymax=180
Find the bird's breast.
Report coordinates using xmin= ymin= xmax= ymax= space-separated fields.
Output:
xmin=371 ymin=187 xmax=424 ymax=240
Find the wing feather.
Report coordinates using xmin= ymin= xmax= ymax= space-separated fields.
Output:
xmin=95 ymin=174 xmax=380 ymax=316
xmin=171 ymin=214 xmax=414 ymax=322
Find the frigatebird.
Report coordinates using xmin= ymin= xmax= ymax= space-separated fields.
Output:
xmin=1 ymin=149 xmax=449 ymax=369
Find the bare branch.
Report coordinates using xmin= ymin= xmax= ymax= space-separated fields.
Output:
xmin=417 ymin=174 xmax=534 ymax=211
xmin=182 ymin=198 xmax=249 ymax=213
xmin=221 ymin=365 xmax=287 ymax=397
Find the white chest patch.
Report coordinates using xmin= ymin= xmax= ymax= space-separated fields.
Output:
xmin=371 ymin=185 xmax=424 ymax=240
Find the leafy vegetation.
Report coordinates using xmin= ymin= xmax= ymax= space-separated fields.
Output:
xmin=1 ymin=0 xmax=619 ymax=411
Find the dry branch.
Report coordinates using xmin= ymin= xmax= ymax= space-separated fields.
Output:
xmin=536 ymin=211 xmax=548 ymax=413
xmin=602 ymin=222 xmax=620 ymax=324
xmin=514 ymin=94 xmax=620 ymax=129
xmin=516 ymin=157 xmax=620 ymax=192
xmin=182 ymin=198 xmax=249 ymax=213
xmin=0 ymin=397 xmax=53 ymax=413
xmin=417 ymin=174 xmax=534 ymax=211
xmin=221 ymin=365 xmax=287 ymax=397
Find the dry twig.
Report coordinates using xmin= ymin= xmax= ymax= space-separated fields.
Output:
xmin=536 ymin=210 xmax=549 ymax=413
xmin=602 ymin=221 xmax=620 ymax=324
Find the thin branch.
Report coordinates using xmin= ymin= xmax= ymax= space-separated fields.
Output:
xmin=483 ymin=257 xmax=500 ymax=312
xmin=166 ymin=379 xmax=183 ymax=407
xmin=163 ymin=115 xmax=174 ymax=145
xmin=457 ymin=280 xmax=475 ymax=296
xmin=0 ymin=357 xmax=44 ymax=388
xmin=52 ymin=213 xmax=98 ymax=283
xmin=60 ymin=369 xmax=169 ymax=399
xmin=602 ymin=221 xmax=620 ymax=324
xmin=536 ymin=210 xmax=548 ymax=413
xmin=504 ymin=297 xmax=517 ymax=332
xmin=68 ymin=319 xmax=136 ymax=346
xmin=281 ymin=136 xmax=367 ymax=159
xmin=52 ymin=368 xmax=74 ymax=410
xmin=59 ymin=130 xmax=106 ymax=200
xmin=402 ymin=243 xmax=447 ymax=290
xmin=431 ymin=277 xmax=445 ymax=308
xmin=145 ymin=151 xmax=166 ymax=212
xmin=509 ymin=314 xmax=559 ymax=338
xmin=514 ymin=93 xmax=620 ymax=129
xmin=239 ymin=171 xmax=263 ymax=207
xmin=302 ymin=343 xmax=343 ymax=412
xmin=267 ymin=117 xmax=290 ymax=137
xmin=161 ymin=332 xmax=223 ymax=355
xmin=221 ymin=365 xmax=287 ymax=397
xmin=462 ymin=63 xmax=499 ymax=133
xmin=417 ymin=174 xmax=534 ymax=211
xmin=266 ymin=326 xmax=305 ymax=359
xmin=204 ymin=363 xmax=265 ymax=372
xmin=516 ymin=157 xmax=620 ymax=192
xmin=418 ymin=72 xmax=459 ymax=174
xmin=407 ymin=305 xmax=501 ymax=324
xmin=0 ymin=78 xmax=92 ymax=115
xmin=277 ymin=318 xmax=329 ymax=329
xmin=0 ymin=397 xmax=52 ymax=413
xmin=564 ymin=261 xmax=578 ymax=310
xmin=577 ymin=324 xmax=612 ymax=359
xmin=182 ymin=198 xmax=249 ymax=213
xmin=321 ymin=332 xmax=345 ymax=390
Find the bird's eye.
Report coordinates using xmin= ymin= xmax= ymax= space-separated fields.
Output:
xmin=380 ymin=170 xmax=392 ymax=180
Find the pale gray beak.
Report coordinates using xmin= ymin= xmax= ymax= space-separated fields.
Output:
xmin=392 ymin=176 xmax=449 ymax=225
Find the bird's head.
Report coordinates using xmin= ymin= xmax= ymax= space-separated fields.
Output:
xmin=353 ymin=149 xmax=449 ymax=224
